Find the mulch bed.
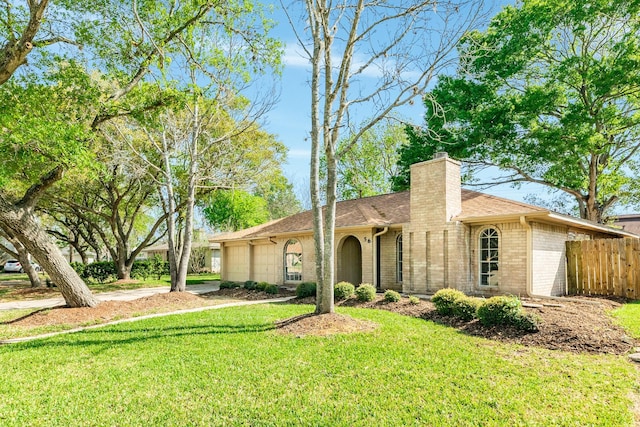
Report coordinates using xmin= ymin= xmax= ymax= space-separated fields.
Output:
xmin=292 ymin=293 xmax=636 ymax=355
xmin=6 ymin=292 xmax=218 ymax=327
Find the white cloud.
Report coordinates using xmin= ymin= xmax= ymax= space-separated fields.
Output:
xmin=283 ymin=44 xmax=310 ymax=68
xmin=287 ymin=148 xmax=311 ymax=158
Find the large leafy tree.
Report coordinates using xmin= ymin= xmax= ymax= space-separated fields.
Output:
xmin=323 ymin=120 xmax=406 ymax=200
xmin=139 ymin=94 xmax=285 ymax=291
xmin=203 ymin=190 xmax=270 ymax=232
xmin=395 ymin=0 xmax=640 ymax=223
xmin=42 ymin=138 xmax=168 ymax=280
xmin=0 ymin=1 xmax=280 ymax=306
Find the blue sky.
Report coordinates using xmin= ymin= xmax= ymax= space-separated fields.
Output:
xmin=259 ymin=1 xmax=561 ymax=206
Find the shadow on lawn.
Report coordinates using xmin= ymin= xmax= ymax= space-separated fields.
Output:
xmin=10 ymin=321 xmax=278 ymax=352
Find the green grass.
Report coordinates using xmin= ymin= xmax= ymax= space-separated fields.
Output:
xmin=0 ymin=273 xmax=220 ymax=302
xmin=612 ymin=301 xmax=640 ymax=339
xmin=0 ymin=273 xmax=31 ymax=282
xmin=0 ymin=304 xmax=636 ymax=426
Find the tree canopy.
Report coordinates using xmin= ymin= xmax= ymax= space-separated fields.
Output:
xmin=394 ymin=0 xmax=640 ymax=223
xmin=0 ymin=0 xmax=282 ymax=306
xmin=322 ymin=121 xmax=406 ymax=200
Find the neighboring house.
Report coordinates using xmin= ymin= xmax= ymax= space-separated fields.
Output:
xmin=212 ymin=154 xmax=636 ymax=297
xmin=141 ymin=239 xmax=221 ymax=273
xmin=59 ymin=247 xmax=97 ymax=264
xmin=613 ymin=214 xmax=640 ymax=236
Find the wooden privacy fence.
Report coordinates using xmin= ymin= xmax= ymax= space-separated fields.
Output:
xmin=566 ymin=238 xmax=640 ymax=299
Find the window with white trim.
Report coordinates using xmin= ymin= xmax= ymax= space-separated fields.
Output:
xmin=479 ymin=228 xmax=499 ymax=286
xmin=284 ymin=239 xmax=303 ymax=282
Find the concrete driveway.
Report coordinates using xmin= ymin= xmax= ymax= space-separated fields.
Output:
xmin=0 ymin=282 xmax=220 ymax=311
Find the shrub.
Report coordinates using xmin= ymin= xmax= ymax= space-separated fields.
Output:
xmin=70 ymin=262 xmax=86 ymax=277
xmin=384 ymin=289 xmax=401 ymax=302
xmin=148 ymin=255 xmax=169 ymax=280
xmin=69 ymin=261 xmax=87 ymax=278
xmin=408 ymin=296 xmax=421 ymax=305
xmin=513 ymin=312 xmax=541 ymax=332
xmin=355 ymin=283 xmax=376 ymax=302
xmin=452 ymin=296 xmax=481 ymax=321
xmin=83 ymin=261 xmax=117 ymax=283
xmin=431 ymin=288 xmax=466 ymax=315
xmin=334 ymin=281 xmax=355 ymax=300
xmin=256 ymin=281 xmax=269 ymax=291
xmin=476 ymin=296 xmax=523 ymax=327
xmin=131 ymin=260 xmax=154 ymax=281
xmin=219 ymin=281 xmax=240 ymax=289
xmin=264 ymin=284 xmax=279 ymax=294
xmin=244 ymin=280 xmax=257 ymax=290
xmin=296 ymin=282 xmax=317 ymax=298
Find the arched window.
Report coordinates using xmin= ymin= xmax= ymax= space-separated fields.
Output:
xmin=284 ymin=239 xmax=303 ymax=282
xmin=396 ymin=234 xmax=403 ymax=283
xmin=479 ymin=228 xmax=499 ymax=286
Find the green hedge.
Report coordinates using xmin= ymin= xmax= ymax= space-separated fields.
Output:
xmin=431 ymin=289 xmax=467 ymax=315
xmin=82 ymin=261 xmax=117 ymax=283
xmin=476 ymin=296 xmax=522 ymax=326
xmin=384 ymin=290 xmax=401 ymax=302
xmin=296 ymin=282 xmax=317 ymax=298
xmin=355 ymin=283 xmax=376 ymax=302
xmin=220 ymin=281 xmax=241 ymax=289
xmin=334 ymin=281 xmax=355 ymax=300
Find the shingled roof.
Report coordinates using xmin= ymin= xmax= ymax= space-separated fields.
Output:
xmin=212 ymin=189 xmax=552 ymax=242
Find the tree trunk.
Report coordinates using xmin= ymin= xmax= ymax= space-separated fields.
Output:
xmin=0 ymin=231 xmax=42 ymax=287
xmin=0 ymin=201 xmax=98 ymax=307
xmin=308 ymin=10 xmax=326 ymax=313
xmin=116 ymin=259 xmax=131 ymax=281
xmin=318 ymin=147 xmax=338 ymax=314
xmin=14 ymin=240 xmax=41 ymax=288
xmin=173 ymin=102 xmax=200 ymax=293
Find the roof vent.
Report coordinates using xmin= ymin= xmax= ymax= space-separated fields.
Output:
xmin=433 ymin=152 xmax=448 ymax=159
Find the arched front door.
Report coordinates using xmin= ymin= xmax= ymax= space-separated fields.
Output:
xmin=339 ymin=236 xmax=362 ymax=285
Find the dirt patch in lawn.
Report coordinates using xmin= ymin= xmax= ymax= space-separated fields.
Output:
xmin=275 ymin=312 xmax=378 ymax=337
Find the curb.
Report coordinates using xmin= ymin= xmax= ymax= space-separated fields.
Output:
xmin=0 ymin=296 xmax=296 ymax=345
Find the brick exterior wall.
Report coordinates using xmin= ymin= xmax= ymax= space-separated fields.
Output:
xmin=531 ymin=222 xmax=568 ymax=296
xmin=469 ymin=223 xmax=528 ymax=297
xmin=378 ymin=228 xmax=403 ymax=291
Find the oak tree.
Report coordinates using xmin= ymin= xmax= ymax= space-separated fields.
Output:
xmin=395 ymin=0 xmax=640 ymax=223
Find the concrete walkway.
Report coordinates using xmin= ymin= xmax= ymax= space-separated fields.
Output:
xmin=0 ymin=282 xmax=220 ymax=311
xmin=0 ymin=295 xmax=296 ymax=344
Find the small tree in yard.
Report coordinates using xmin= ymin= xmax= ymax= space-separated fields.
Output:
xmin=284 ymin=0 xmax=489 ymax=314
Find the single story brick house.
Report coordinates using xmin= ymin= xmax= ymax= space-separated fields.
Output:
xmin=212 ymin=155 xmax=636 ymax=296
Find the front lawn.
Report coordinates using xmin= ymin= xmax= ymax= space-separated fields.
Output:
xmin=612 ymin=301 xmax=640 ymax=339
xmin=0 ymin=304 xmax=636 ymax=426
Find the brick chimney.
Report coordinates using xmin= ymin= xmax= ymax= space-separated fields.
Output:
xmin=409 ymin=153 xmax=462 ymax=227
xmin=403 ymin=153 xmax=467 ymax=294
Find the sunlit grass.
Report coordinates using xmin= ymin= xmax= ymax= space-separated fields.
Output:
xmin=612 ymin=300 xmax=640 ymax=339
xmin=0 ymin=304 xmax=636 ymax=426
